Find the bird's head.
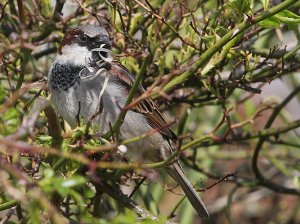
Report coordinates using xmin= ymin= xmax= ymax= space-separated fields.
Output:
xmin=57 ymin=25 xmax=112 ymax=66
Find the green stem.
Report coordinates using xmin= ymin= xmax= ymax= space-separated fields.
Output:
xmin=16 ymin=50 xmax=30 ymax=89
xmin=143 ymin=135 xmax=212 ymax=169
xmin=181 ymin=135 xmax=212 ymax=151
xmin=161 ymin=0 xmax=299 ymax=93
xmin=0 ymin=200 xmax=18 ymax=211
xmin=200 ymin=32 xmax=243 ymax=77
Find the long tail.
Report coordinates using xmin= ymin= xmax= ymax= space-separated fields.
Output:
xmin=166 ymin=162 xmax=209 ymax=218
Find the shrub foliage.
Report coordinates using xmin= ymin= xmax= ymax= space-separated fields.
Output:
xmin=0 ymin=0 xmax=300 ymax=223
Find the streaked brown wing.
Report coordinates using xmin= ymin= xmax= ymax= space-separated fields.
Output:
xmin=108 ymin=61 xmax=177 ymax=142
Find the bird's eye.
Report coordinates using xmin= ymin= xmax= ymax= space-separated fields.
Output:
xmin=80 ymin=34 xmax=88 ymax=42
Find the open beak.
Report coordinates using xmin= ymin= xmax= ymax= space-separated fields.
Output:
xmin=91 ymin=35 xmax=112 ymax=49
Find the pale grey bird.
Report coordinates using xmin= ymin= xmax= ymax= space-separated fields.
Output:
xmin=48 ymin=25 xmax=209 ymax=218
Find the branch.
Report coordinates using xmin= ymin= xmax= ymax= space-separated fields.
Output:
xmin=0 ymin=200 xmax=17 ymax=211
xmin=0 ymin=159 xmax=67 ymax=224
xmin=52 ymin=0 xmax=66 ymax=21
xmin=160 ymin=0 xmax=299 ymax=93
xmin=44 ymin=104 xmax=63 ymax=147
xmin=251 ymin=84 xmax=300 ymax=195
xmin=95 ymin=181 xmax=159 ymax=221
xmin=6 ymin=96 xmax=49 ymax=140
xmin=16 ymin=0 xmax=25 ymax=24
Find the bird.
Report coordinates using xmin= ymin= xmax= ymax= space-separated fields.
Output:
xmin=48 ymin=25 xmax=209 ymax=218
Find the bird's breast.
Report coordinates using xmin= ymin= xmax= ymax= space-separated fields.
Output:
xmin=49 ymin=61 xmax=84 ymax=91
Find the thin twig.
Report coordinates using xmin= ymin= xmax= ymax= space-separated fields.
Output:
xmin=251 ymin=85 xmax=300 ymax=196
xmin=94 ymin=181 xmax=158 ymax=221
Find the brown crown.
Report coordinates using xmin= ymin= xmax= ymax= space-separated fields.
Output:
xmin=58 ymin=28 xmax=84 ymax=55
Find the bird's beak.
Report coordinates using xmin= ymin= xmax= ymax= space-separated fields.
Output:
xmin=92 ymin=35 xmax=112 ymax=49
xmin=101 ymin=36 xmax=112 ymax=47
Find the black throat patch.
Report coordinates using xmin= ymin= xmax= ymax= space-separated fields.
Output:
xmin=49 ymin=62 xmax=84 ymax=91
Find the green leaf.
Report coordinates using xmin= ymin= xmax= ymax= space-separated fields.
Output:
xmin=82 ymin=185 xmax=96 ymax=198
xmin=53 ymin=176 xmax=87 ymax=197
xmin=27 ymin=202 xmax=41 ymax=224
xmin=112 ymin=209 xmax=136 ymax=224
xmin=258 ymin=10 xmax=300 ymax=30
xmin=2 ymin=108 xmax=21 ymax=134
xmin=226 ymin=0 xmax=253 ymax=19
xmin=216 ymin=26 xmax=229 ymax=36
xmin=61 ymin=176 xmax=86 ymax=188
xmin=39 ymin=171 xmax=87 ymax=197
xmin=69 ymin=189 xmax=85 ymax=211
xmin=278 ymin=10 xmax=300 ymax=19
xmin=260 ymin=0 xmax=269 ymax=10
xmin=35 ymin=135 xmax=52 ymax=147
xmin=275 ymin=10 xmax=300 ymax=30
xmin=40 ymin=0 xmax=52 ymax=17
xmin=3 ymin=108 xmax=19 ymax=120
xmin=55 ymin=180 xmax=69 ymax=197
xmin=139 ymin=217 xmax=167 ymax=224
xmin=258 ymin=17 xmax=281 ymax=28
xmin=44 ymin=169 xmax=55 ymax=178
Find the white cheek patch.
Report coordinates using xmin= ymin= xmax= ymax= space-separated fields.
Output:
xmin=58 ymin=44 xmax=92 ymax=66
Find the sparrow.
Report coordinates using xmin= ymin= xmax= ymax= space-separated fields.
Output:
xmin=48 ymin=25 xmax=209 ymax=218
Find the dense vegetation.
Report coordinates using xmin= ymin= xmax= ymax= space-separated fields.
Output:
xmin=0 ymin=0 xmax=300 ymax=223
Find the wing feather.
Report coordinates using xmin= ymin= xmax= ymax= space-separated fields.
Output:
xmin=107 ymin=61 xmax=177 ymax=142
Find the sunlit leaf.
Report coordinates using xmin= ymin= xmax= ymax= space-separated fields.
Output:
xmin=61 ymin=176 xmax=86 ymax=188
xmin=260 ymin=0 xmax=269 ymax=10
xmin=258 ymin=16 xmax=281 ymax=28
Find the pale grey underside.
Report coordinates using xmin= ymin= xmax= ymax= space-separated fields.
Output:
xmin=49 ymin=66 xmax=170 ymax=162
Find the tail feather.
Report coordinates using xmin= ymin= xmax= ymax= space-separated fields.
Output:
xmin=166 ymin=162 xmax=209 ymax=218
